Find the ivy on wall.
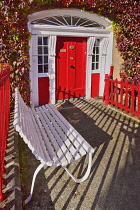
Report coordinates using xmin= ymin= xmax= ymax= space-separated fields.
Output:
xmin=1 ymin=0 xmax=140 ymax=105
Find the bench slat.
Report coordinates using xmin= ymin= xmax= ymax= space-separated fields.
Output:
xmin=37 ymin=106 xmax=79 ymax=165
xmin=14 ymin=91 xmax=52 ymax=165
xmin=18 ymin=93 xmax=42 ymax=154
xmin=27 ymin=111 xmax=52 ymax=165
xmin=41 ymin=105 xmax=81 ymax=161
xmin=30 ymin=108 xmax=54 ymax=165
xmin=45 ymin=104 xmax=87 ymax=157
xmin=47 ymin=104 xmax=94 ymax=154
xmin=36 ymin=107 xmax=70 ymax=166
xmin=31 ymin=108 xmax=61 ymax=167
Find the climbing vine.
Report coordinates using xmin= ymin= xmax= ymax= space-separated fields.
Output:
xmin=1 ymin=0 xmax=140 ymax=106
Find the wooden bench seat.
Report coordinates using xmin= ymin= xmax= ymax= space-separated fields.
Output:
xmin=13 ymin=88 xmax=94 ymax=204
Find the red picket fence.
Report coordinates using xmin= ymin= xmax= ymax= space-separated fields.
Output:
xmin=103 ymin=74 xmax=140 ymax=120
xmin=0 ymin=64 xmax=10 ymax=202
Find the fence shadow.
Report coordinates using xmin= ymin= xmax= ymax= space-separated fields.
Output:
xmin=20 ymin=98 xmax=140 ymax=210
xmin=45 ymin=98 xmax=140 ymax=210
xmin=58 ymin=100 xmax=113 ymax=148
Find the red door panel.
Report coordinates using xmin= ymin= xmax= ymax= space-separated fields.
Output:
xmin=38 ymin=77 xmax=49 ymax=105
xmin=56 ymin=37 xmax=87 ymax=101
xmin=91 ymin=73 xmax=100 ymax=97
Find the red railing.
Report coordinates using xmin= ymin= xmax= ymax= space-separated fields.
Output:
xmin=0 ymin=64 xmax=10 ymax=202
xmin=103 ymin=74 xmax=140 ymax=120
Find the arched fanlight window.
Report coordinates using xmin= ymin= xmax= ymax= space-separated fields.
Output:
xmin=31 ymin=15 xmax=104 ymax=28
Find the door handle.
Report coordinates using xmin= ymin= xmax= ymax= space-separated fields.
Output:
xmin=70 ymin=65 xmax=75 ymax=69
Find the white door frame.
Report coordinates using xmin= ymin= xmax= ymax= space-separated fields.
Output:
xmin=28 ymin=9 xmax=113 ymax=106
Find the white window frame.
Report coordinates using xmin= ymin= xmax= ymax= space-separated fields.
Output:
xmin=37 ymin=36 xmax=49 ymax=77
xmin=91 ymin=39 xmax=101 ymax=73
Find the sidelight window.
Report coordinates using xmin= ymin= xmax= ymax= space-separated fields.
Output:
xmin=38 ymin=36 xmax=48 ymax=73
xmin=92 ymin=39 xmax=100 ymax=71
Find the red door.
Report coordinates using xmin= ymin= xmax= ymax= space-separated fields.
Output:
xmin=56 ymin=37 xmax=87 ymax=101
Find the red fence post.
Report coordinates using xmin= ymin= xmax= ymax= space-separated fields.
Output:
xmin=125 ymin=81 xmax=129 ymax=113
xmin=0 ymin=64 xmax=10 ymax=202
xmin=110 ymin=65 xmax=114 ymax=79
xmin=115 ymin=78 xmax=118 ymax=107
xmin=120 ymin=80 xmax=123 ymax=111
xmin=138 ymin=84 xmax=140 ymax=120
xmin=131 ymin=82 xmax=135 ymax=117
xmin=103 ymin=74 xmax=110 ymax=105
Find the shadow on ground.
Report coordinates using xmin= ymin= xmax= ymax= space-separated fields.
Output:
xmin=20 ymin=98 xmax=140 ymax=210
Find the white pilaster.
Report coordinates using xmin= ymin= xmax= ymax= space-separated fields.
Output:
xmin=30 ymin=34 xmax=38 ymax=107
xmin=99 ymin=37 xmax=110 ymax=96
xmin=49 ymin=35 xmax=57 ymax=104
xmin=86 ymin=37 xmax=95 ymax=99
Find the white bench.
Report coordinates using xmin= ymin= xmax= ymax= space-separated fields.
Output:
xmin=13 ymin=88 xmax=94 ymax=204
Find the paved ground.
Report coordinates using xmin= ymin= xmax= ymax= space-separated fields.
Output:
xmin=17 ymin=98 xmax=140 ymax=210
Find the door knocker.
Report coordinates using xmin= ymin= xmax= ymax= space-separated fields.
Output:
xmin=69 ymin=45 xmax=75 ymax=50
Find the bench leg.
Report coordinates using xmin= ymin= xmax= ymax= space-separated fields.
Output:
xmin=63 ymin=153 xmax=92 ymax=183
xmin=25 ymin=163 xmax=45 ymax=204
